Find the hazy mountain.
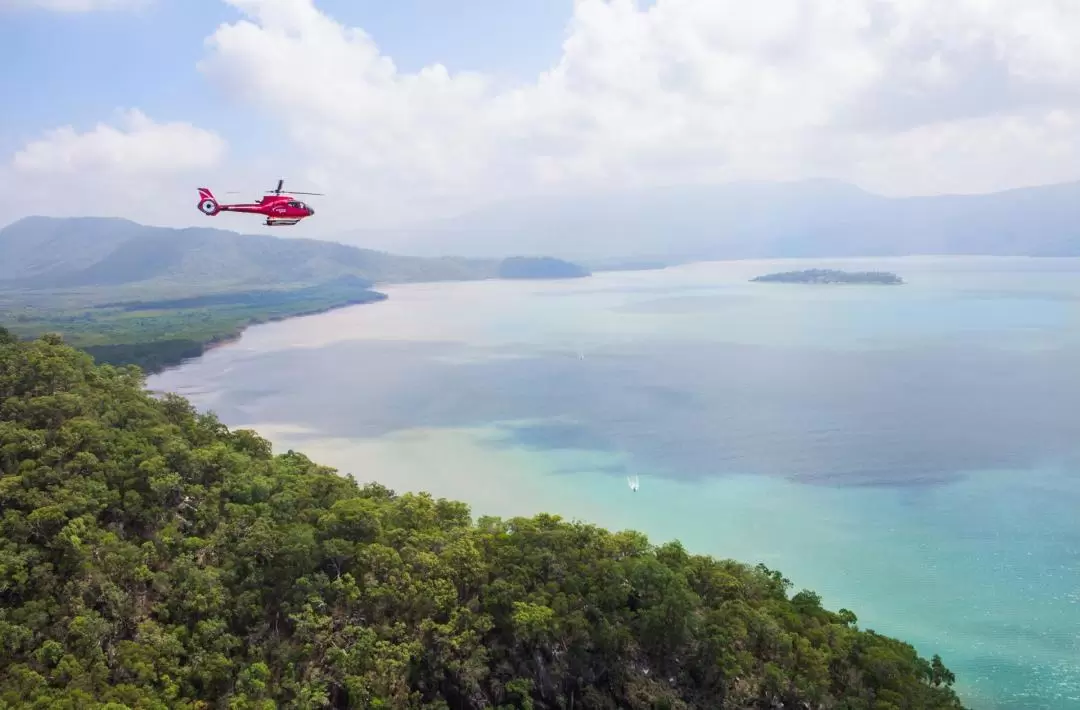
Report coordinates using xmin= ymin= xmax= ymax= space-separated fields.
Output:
xmin=339 ymin=178 xmax=1080 ymax=261
xmin=0 ymin=216 xmax=504 ymax=300
xmin=498 ymin=256 xmax=591 ymax=279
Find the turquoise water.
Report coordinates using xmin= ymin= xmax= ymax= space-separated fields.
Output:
xmin=148 ymin=256 xmax=1080 ymax=710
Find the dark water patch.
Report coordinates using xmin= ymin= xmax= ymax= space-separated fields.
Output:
xmin=164 ymin=335 xmax=1080 ymax=491
xmin=498 ymin=420 xmax=613 ymax=451
xmin=791 ymin=466 xmax=964 ymax=487
xmin=545 ymin=462 xmax=630 ymax=477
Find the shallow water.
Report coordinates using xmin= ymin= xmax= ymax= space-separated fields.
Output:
xmin=148 ymin=256 xmax=1080 ymax=710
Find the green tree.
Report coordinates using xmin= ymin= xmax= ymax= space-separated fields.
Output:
xmin=0 ymin=334 xmax=969 ymax=710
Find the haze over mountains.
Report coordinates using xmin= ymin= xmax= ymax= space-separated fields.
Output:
xmin=339 ymin=178 xmax=1080 ymax=262
xmin=0 ymin=216 xmax=504 ymax=305
xmin=3 ymin=177 xmax=1079 ymax=290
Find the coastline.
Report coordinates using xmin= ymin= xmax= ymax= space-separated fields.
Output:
xmin=132 ymin=265 xmax=603 ymax=377
xmin=140 ymin=290 xmax=390 ymax=377
xmin=141 ymin=258 xmax=912 ymax=378
xmin=144 ymin=256 xmax=1080 ymax=710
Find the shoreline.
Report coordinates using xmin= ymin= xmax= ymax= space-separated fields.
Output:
xmin=141 ymin=290 xmax=390 ymax=377
xmin=136 ymin=255 xmax=1080 ymax=710
xmin=136 ymin=268 xmax=613 ymax=378
xmin=94 ymin=254 xmax=1055 ymax=380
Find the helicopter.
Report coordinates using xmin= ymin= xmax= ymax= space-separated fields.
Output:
xmin=196 ymin=179 xmax=323 ymax=227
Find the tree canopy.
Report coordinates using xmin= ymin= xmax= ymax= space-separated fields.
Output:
xmin=0 ymin=331 xmax=966 ymax=709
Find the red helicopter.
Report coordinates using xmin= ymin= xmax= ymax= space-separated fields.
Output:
xmin=196 ymin=178 xmax=323 ymax=227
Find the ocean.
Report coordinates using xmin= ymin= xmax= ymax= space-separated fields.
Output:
xmin=146 ymin=256 xmax=1080 ymax=710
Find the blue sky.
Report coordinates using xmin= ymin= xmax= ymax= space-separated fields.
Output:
xmin=2 ymin=0 xmax=1078 ymax=237
xmin=1 ymin=0 xmax=574 ymax=160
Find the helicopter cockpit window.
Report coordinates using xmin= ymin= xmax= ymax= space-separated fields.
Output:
xmin=295 ymin=202 xmax=307 ymax=210
xmin=287 ymin=201 xmax=300 ymax=208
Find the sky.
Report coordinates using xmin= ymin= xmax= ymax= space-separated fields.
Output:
xmin=3 ymin=0 xmax=1080 ymax=240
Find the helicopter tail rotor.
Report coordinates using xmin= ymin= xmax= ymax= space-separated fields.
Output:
xmin=196 ymin=187 xmax=220 ymax=216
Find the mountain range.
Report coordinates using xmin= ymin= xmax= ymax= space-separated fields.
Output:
xmin=339 ymin=178 xmax=1080 ymax=262
xmin=0 ymin=216 xmax=502 ymax=303
xmin=0 ymin=216 xmax=590 ymax=372
xmin=4 ymin=177 xmax=1080 ymax=302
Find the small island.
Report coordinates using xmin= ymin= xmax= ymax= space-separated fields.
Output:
xmin=498 ymin=256 xmax=591 ymax=280
xmin=751 ymin=268 xmax=904 ymax=285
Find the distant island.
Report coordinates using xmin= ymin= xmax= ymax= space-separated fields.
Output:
xmin=751 ymin=268 xmax=904 ymax=285
xmin=498 ymin=256 xmax=591 ymax=279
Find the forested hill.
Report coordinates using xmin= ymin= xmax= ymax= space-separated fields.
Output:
xmin=0 ymin=328 xmax=965 ymax=710
xmin=0 ymin=216 xmax=594 ymax=293
xmin=0 ymin=216 xmax=499 ymax=291
xmin=0 ymin=217 xmax=591 ymax=374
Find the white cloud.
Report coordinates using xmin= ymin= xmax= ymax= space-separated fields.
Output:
xmin=3 ymin=109 xmax=227 ymax=226
xmin=3 ymin=0 xmax=150 ymax=11
xmin=191 ymin=0 xmax=1080 ymax=233
xmin=8 ymin=0 xmax=1080 ymax=236
xmin=13 ymin=109 xmax=225 ymax=176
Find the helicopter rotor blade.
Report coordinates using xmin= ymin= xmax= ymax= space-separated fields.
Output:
xmin=259 ymin=178 xmax=323 ymax=196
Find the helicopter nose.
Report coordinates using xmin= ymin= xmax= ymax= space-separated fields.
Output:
xmin=307 ymin=206 xmax=315 ymax=215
